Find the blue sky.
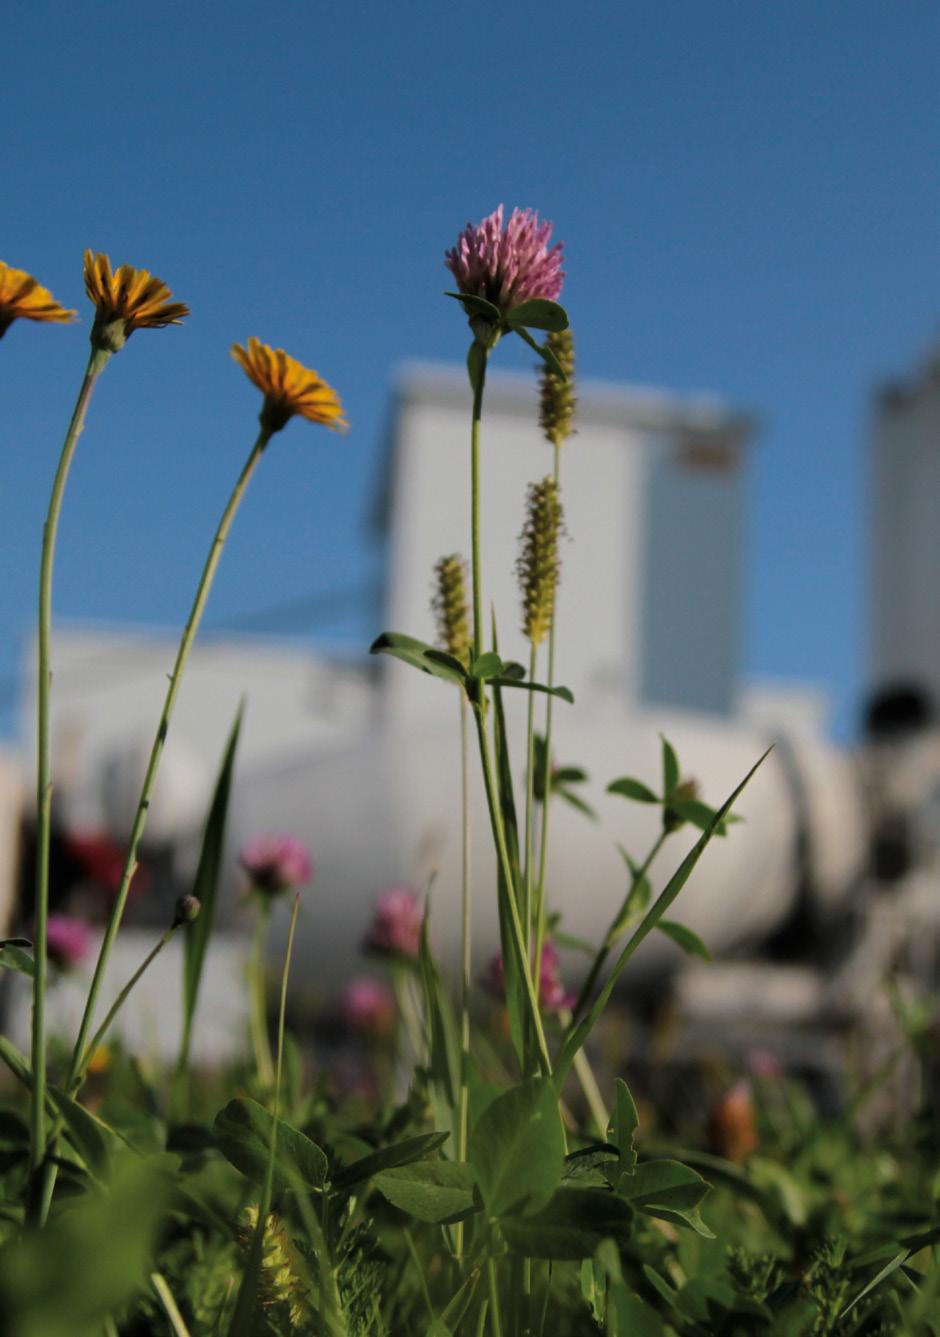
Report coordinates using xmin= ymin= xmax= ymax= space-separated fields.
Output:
xmin=2 ymin=1 xmax=937 ymax=739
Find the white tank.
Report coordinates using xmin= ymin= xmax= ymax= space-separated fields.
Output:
xmin=234 ymin=704 xmax=866 ymax=993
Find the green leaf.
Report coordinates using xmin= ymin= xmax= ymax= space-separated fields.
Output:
xmin=552 ymin=766 xmax=588 ymax=786
xmin=613 ymin=846 xmax=652 ymax=923
xmin=607 ymin=1284 xmax=667 ymax=1336
xmin=470 ymin=651 xmax=503 ymax=679
xmin=424 ymin=648 xmax=471 ymax=681
xmin=512 ymin=323 xmax=566 ymax=378
xmin=498 ymin=660 xmax=527 ymax=680
xmin=213 ymin=1097 xmax=328 ymax=1193
xmin=556 ymin=749 xmax=771 ymax=1085
xmin=556 ymin=788 xmax=598 ymax=822
xmin=660 ymin=736 xmax=680 ymax=797
xmin=373 ymin=1159 xmax=477 ymax=1223
xmin=620 ymin=1158 xmax=714 ymax=1236
xmin=607 ymin=777 xmax=659 ymax=803
xmin=370 ymin=631 xmax=467 ymax=686
xmin=332 ymin=1132 xmax=449 ymax=1190
xmin=444 ymin=290 xmax=501 ymax=321
xmin=657 ymin=920 xmax=712 ymax=960
xmin=669 ymin=796 xmax=736 ymax=836
xmin=501 ymin=1186 xmax=634 ymax=1259
xmin=503 ymin=298 xmax=569 ymax=332
xmin=0 ymin=943 xmax=35 ymax=978
xmin=609 ymin=1078 xmax=639 ymax=1178
xmin=562 ymin=1142 xmax=620 ymax=1184
xmin=491 ymin=676 xmax=574 ymax=703
xmin=181 ymin=705 xmax=243 ymax=1062
xmin=470 ymin=1079 xmax=564 ymax=1218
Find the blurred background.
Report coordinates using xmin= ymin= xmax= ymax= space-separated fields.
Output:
xmin=1 ymin=3 xmax=938 ymax=1094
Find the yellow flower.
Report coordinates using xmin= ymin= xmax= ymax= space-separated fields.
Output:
xmin=232 ymin=337 xmax=348 ymax=435
xmin=0 ymin=261 xmax=76 ymax=338
xmin=83 ymin=250 xmax=189 ymax=351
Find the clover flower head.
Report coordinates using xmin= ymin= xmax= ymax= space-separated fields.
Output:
xmin=343 ymin=977 xmax=396 ymax=1037
xmin=241 ymin=833 xmax=313 ymax=896
xmin=445 ymin=204 xmax=565 ymax=317
xmin=365 ymin=886 xmax=423 ymax=960
xmin=44 ymin=914 xmax=92 ymax=971
xmin=232 ymin=337 xmax=347 ymax=436
xmin=0 ymin=261 xmax=76 ymax=338
xmin=83 ymin=251 xmax=188 ymax=351
xmin=483 ymin=937 xmax=575 ymax=1014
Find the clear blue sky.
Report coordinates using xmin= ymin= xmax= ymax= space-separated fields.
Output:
xmin=2 ymin=1 xmax=937 ymax=739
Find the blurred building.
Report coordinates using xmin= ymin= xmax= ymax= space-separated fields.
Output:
xmin=6 ymin=363 xmax=874 ymax=1062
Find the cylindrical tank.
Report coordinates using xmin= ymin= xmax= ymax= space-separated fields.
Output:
xmin=233 ymin=703 xmax=866 ymax=994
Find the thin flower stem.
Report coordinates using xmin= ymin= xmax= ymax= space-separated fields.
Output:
xmin=38 ymin=427 xmax=270 ymax=1225
xmin=65 ymin=427 xmax=270 ymax=1091
xmin=466 ymin=353 xmax=550 ymax=1079
xmin=455 ymin=690 xmax=472 ymax=1262
xmin=76 ymin=922 xmax=179 ymax=1084
xmin=470 ymin=356 xmax=487 ymax=656
xmin=473 ymin=708 xmax=551 ymax=1077
xmin=571 ymin=829 xmax=669 ymax=1022
xmin=523 ymin=643 xmax=538 ymax=953
xmin=249 ymin=898 xmax=275 ymax=1087
xmin=30 ymin=345 xmax=110 ymax=1192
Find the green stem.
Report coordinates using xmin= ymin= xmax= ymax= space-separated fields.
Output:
xmin=523 ymin=643 xmax=538 ymax=952
xmin=470 ymin=353 xmax=488 ymax=657
xmin=249 ymin=897 xmax=274 ymax=1087
xmin=30 ymin=345 xmax=110 ymax=1193
xmin=486 ymin=1258 xmax=503 ymax=1337
xmin=466 ymin=351 xmax=550 ymax=1079
xmin=65 ymin=427 xmax=270 ymax=1092
xmin=455 ymin=690 xmax=471 ymax=1262
xmin=571 ymin=829 xmax=668 ymax=1022
xmin=473 ymin=708 xmax=551 ymax=1077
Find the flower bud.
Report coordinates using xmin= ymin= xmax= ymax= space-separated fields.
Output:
xmin=662 ymin=778 xmax=699 ymax=834
xmin=173 ymin=894 xmax=201 ymax=927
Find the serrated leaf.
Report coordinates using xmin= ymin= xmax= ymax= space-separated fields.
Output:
xmin=332 ymin=1132 xmax=449 ymax=1190
xmin=373 ymin=1160 xmax=476 ymax=1223
xmin=213 ymin=1097 xmax=328 ymax=1193
xmin=470 ymin=1080 xmax=564 ymax=1218
xmin=607 ymin=777 xmax=659 ymax=803
xmin=621 ymin=1158 xmax=714 ymax=1233
xmin=503 ymin=298 xmax=569 ymax=332
xmin=501 ymin=1186 xmax=634 ymax=1259
xmin=657 ymin=920 xmax=711 ymax=960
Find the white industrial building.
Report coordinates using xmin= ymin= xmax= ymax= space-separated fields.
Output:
xmin=3 ymin=360 xmax=889 ymax=1062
